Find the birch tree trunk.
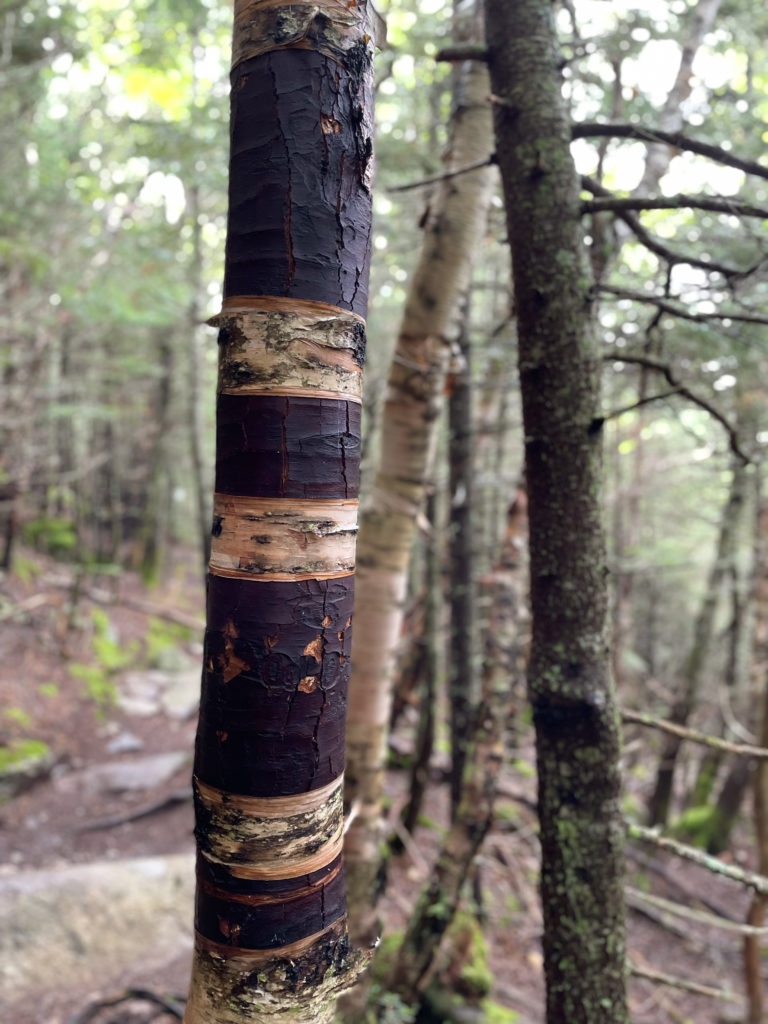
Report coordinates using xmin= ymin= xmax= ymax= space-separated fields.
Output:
xmin=344 ymin=5 xmax=494 ymax=947
xmin=184 ymin=3 xmax=375 ymax=1021
xmin=485 ymin=2 xmax=629 ymax=1021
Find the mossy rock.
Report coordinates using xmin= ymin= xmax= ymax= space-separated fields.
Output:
xmin=0 ymin=739 xmax=53 ymax=800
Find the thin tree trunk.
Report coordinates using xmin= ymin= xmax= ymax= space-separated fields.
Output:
xmin=400 ymin=488 xmax=441 ymax=838
xmin=183 ymin=3 xmax=376 ymax=1020
xmin=485 ymin=2 xmax=629 ymax=1021
xmin=448 ymin=303 xmax=476 ymax=820
xmin=634 ymin=0 xmax=722 ymax=197
xmin=387 ymin=492 xmax=527 ymax=1003
xmin=745 ymin=489 xmax=768 ymax=1022
xmin=344 ymin=5 xmax=494 ymax=948
xmin=647 ymin=456 xmax=749 ymax=827
xmin=186 ymin=179 xmax=212 ymax=576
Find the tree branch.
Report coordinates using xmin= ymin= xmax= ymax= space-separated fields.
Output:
xmin=572 ymin=122 xmax=768 ymax=182
xmin=597 ymin=283 xmax=768 ymax=328
xmin=628 ymin=823 xmax=768 ymax=895
xmin=628 ymin=961 xmax=740 ymax=1001
xmin=627 ymin=886 xmax=768 ymax=935
xmin=603 ymin=353 xmax=750 ymax=464
xmin=388 ymin=154 xmax=496 ymax=193
xmin=605 ymin=390 xmax=683 ymax=420
xmin=434 ymin=44 xmax=489 ymax=63
xmin=581 ymin=176 xmax=749 ymax=278
xmin=583 ymin=193 xmax=768 ymax=219
xmin=621 ymin=707 xmax=768 ymax=759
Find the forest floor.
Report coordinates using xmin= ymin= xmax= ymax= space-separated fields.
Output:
xmin=0 ymin=548 xmax=757 ymax=1023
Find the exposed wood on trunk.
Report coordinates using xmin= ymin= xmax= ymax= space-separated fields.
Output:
xmin=184 ymin=1 xmax=376 ymax=1019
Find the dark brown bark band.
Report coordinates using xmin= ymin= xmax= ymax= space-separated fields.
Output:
xmin=215 ymin=394 xmax=361 ymax=500
xmin=224 ymin=49 xmax=373 ymax=316
xmin=195 ymin=574 xmax=353 ymax=796
xmin=195 ymin=864 xmax=347 ymax=950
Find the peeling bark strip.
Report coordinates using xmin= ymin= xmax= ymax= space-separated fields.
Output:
xmin=210 ymin=496 xmax=358 ymax=579
xmin=186 ymin=920 xmax=369 ymax=1024
xmin=186 ymin=0 xmax=373 ymax=1017
xmin=194 ymin=777 xmax=343 ymax=876
xmin=224 ymin=47 xmax=373 ymax=314
xmin=213 ymin=300 xmax=365 ymax=402
xmin=232 ymin=0 xmax=381 ymax=69
xmin=196 ymin=574 xmax=353 ymax=797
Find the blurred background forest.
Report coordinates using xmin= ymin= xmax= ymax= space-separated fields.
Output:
xmin=3 ymin=0 xmax=768 ymax=1021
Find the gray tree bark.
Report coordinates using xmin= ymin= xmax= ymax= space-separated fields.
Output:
xmin=484 ymin=2 xmax=629 ymax=1021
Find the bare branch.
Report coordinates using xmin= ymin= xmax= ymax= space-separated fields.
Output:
xmin=434 ymin=44 xmax=489 ymax=62
xmin=628 ymin=961 xmax=740 ymax=1002
xmin=628 ymin=823 xmax=768 ymax=895
xmin=388 ymin=154 xmax=496 ymax=193
xmin=621 ymin=707 xmax=768 ymax=759
xmin=603 ymin=353 xmax=750 ymax=465
xmin=583 ymin=193 xmax=768 ymax=219
xmin=572 ymin=122 xmax=768 ymax=182
xmin=627 ymin=886 xmax=768 ymax=935
xmin=582 ymin=175 xmax=749 ymax=278
xmin=604 ymin=390 xmax=682 ymax=420
xmin=597 ymin=283 xmax=768 ymax=328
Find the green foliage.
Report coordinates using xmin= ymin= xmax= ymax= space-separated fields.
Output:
xmin=673 ymin=804 xmax=727 ymax=852
xmin=69 ymin=607 xmax=139 ymax=709
xmin=144 ymin=615 xmax=192 ymax=667
xmin=4 ymin=706 xmax=33 ymax=729
xmin=0 ymin=738 xmax=50 ymax=773
xmin=22 ymin=517 xmax=77 ymax=556
xmin=451 ymin=912 xmax=493 ymax=1000
xmin=481 ymin=1000 xmax=520 ymax=1024
xmin=11 ymin=555 xmax=43 ymax=585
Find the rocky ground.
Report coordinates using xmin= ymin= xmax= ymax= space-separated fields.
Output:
xmin=0 ymin=549 xmax=757 ymax=1023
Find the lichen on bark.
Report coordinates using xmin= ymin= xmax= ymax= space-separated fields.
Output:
xmin=484 ymin=0 xmax=629 ymax=1021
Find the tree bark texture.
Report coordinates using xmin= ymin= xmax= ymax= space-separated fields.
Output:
xmin=344 ymin=14 xmax=494 ymax=949
xmin=484 ymin=2 xmax=629 ymax=1022
xmin=184 ymin=3 xmax=375 ymax=1021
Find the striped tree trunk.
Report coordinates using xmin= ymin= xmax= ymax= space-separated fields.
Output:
xmin=184 ymin=3 xmax=375 ymax=1021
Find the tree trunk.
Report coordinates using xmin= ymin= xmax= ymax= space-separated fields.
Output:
xmin=485 ymin=2 xmax=629 ymax=1021
xmin=448 ymin=303 xmax=476 ymax=820
xmin=647 ymin=455 xmax=748 ymax=827
xmin=344 ymin=4 xmax=494 ymax=948
xmin=183 ymin=3 xmax=376 ymax=1021
xmin=387 ymin=491 xmax=527 ymax=1003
